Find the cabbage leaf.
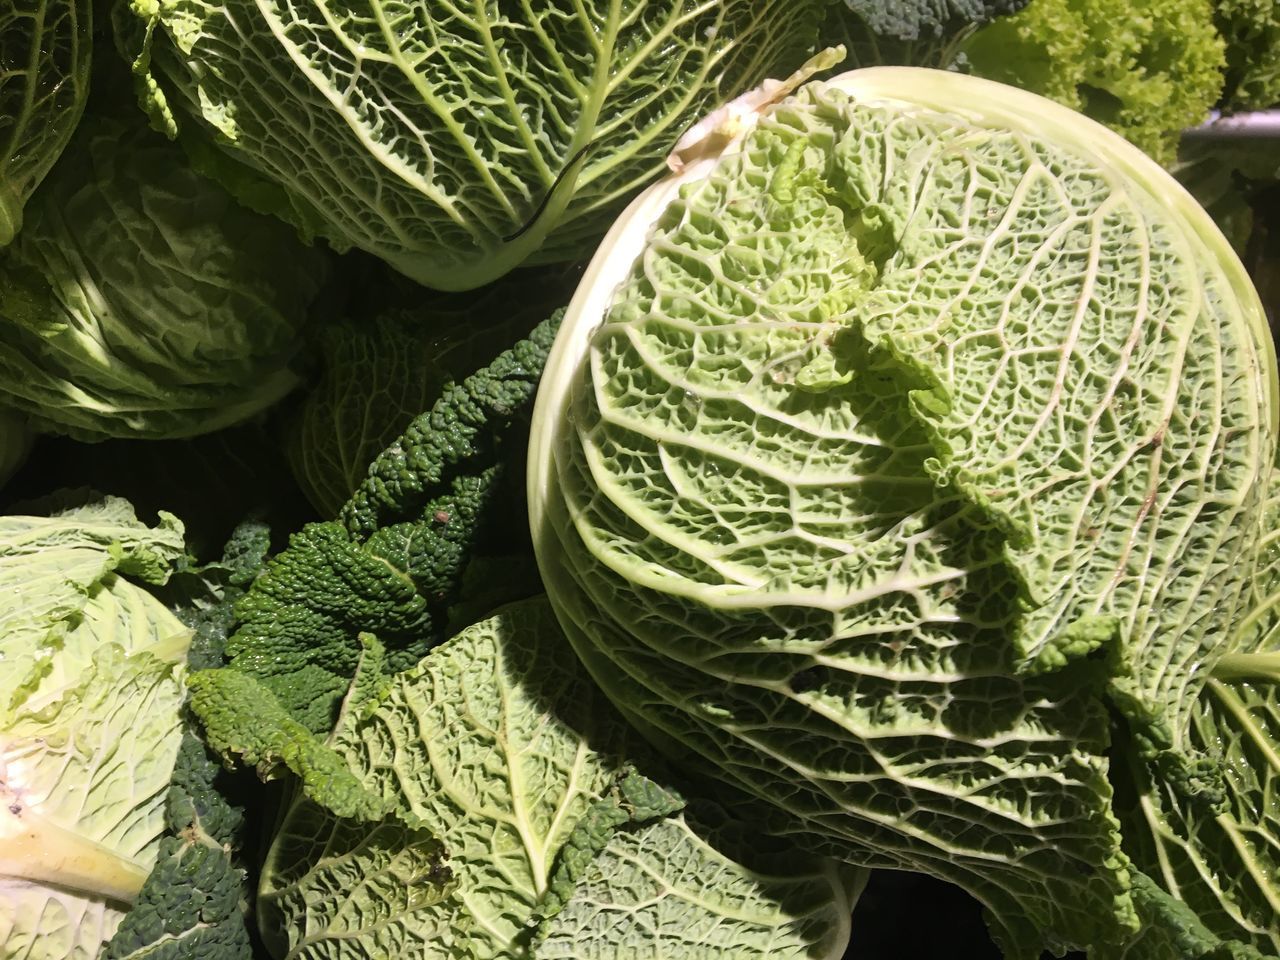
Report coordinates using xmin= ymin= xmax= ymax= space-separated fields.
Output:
xmin=0 ymin=498 xmax=190 ymax=960
xmin=1113 ymin=472 xmax=1280 ymax=957
xmin=250 ymin=599 xmax=863 ymax=960
xmin=0 ymin=109 xmax=327 ymax=440
xmin=0 ymin=0 xmax=91 ymax=246
xmin=288 ymin=268 xmax=575 ymax=516
xmin=119 ymin=0 xmax=828 ymax=290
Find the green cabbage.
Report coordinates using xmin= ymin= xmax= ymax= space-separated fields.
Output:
xmin=530 ymin=66 xmax=1277 ymax=958
xmin=118 ymin=0 xmax=828 ymax=290
xmin=0 ymin=0 xmax=91 ymax=246
xmin=0 ymin=110 xmax=328 ymax=440
xmin=0 ymin=498 xmax=189 ymax=958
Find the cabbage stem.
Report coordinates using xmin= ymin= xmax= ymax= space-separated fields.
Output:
xmin=1211 ymin=651 xmax=1280 ymax=683
xmin=1 ymin=787 xmax=149 ymax=904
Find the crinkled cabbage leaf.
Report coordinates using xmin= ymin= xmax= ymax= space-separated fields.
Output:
xmin=0 ymin=498 xmax=190 ymax=959
xmin=0 ymin=109 xmax=327 ymax=440
xmin=248 ymin=599 xmax=863 ymax=959
xmin=1111 ymin=472 xmax=1280 ymax=958
xmin=288 ymin=268 xmax=576 ymax=517
xmin=530 ymin=67 xmax=1277 ymax=958
xmin=119 ymin=0 xmax=828 ymax=290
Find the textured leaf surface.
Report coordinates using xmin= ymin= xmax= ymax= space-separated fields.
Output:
xmin=259 ymin=599 xmax=862 ymax=960
xmin=288 ymin=314 xmax=448 ymax=519
xmin=1 ymin=648 xmax=187 ymax=960
xmin=288 ymin=269 xmax=574 ymax=517
xmin=0 ymin=497 xmax=185 ymax=714
xmin=0 ymin=109 xmax=326 ymax=440
xmin=960 ymin=0 xmax=1225 ymax=163
xmin=1116 ymin=473 xmax=1280 ymax=957
xmin=189 ymin=667 xmax=391 ymax=822
xmin=837 ymin=0 xmax=1028 ymax=39
xmin=534 ymin=805 xmax=861 ymax=960
xmin=0 ymin=501 xmax=190 ymax=960
xmin=534 ymin=70 xmax=1275 ymax=957
xmin=1216 ymin=0 xmax=1280 ymax=110
xmin=100 ymin=523 xmax=276 ymax=960
xmin=228 ymin=313 xmax=563 ymax=732
xmin=121 ymin=0 xmax=826 ymax=288
xmin=98 ymin=742 xmax=252 ymax=960
xmin=0 ymin=0 xmax=90 ymax=245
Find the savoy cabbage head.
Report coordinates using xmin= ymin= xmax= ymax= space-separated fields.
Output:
xmin=118 ymin=0 xmax=829 ymax=290
xmin=0 ymin=499 xmax=190 ymax=958
xmin=0 ymin=0 xmax=91 ymax=246
xmin=0 ymin=108 xmax=328 ymax=441
xmin=530 ymin=66 xmax=1278 ymax=958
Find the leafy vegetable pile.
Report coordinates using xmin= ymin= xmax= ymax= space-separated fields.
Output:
xmin=1 ymin=1 xmax=1279 ymax=959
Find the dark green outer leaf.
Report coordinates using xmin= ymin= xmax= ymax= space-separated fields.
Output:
xmin=0 ymin=0 xmax=91 ymax=245
xmin=226 ymin=311 xmax=564 ymax=733
xmin=836 ymin=0 xmax=1029 ymax=40
xmin=287 ymin=266 xmax=577 ymax=518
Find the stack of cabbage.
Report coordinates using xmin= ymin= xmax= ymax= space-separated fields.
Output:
xmin=2 ymin=0 xmax=1280 ymax=958
xmin=0 ymin=0 xmax=823 ymax=453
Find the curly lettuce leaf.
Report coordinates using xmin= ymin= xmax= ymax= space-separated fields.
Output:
xmin=0 ymin=496 xmax=185 ymax=713
xmin=99 ymin=736 xmax=253 ymax=960
xmin=961 ymin=0 xmax=1226 ymax=163
xmin=1216 ymin=0 xmax=1280 ymax=110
